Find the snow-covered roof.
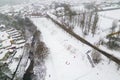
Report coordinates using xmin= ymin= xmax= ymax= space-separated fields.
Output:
xmin=0 ymin=24 xmax=5 ymax=28
xmin=0 ymin=31 xmax=9 ymax=41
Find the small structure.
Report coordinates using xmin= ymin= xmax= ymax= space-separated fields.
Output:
xmin=0 ymin=24 xmax=5 ymax=31
xmin=0 ymin=24 xmax=5 ymax=28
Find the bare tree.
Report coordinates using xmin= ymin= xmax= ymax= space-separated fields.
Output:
xmin=108 ymin=20 xmax=118 ymax=48
xmin=88 ymin=11 xmax=93 ymax=33
xmin=81 ymin=12 xmax=86 ymax=32
xmin=111 ymin=20 xmax=117 ymax=33
xmin=92 ymin=12 xmax=98 ymax=36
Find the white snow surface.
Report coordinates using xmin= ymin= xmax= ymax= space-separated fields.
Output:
xmin=8 ymin=48 xmax=24 ymax=73
xmin=0 ymin=31 xmax=9 ymax=41
xmin=0 ymin=50 xmax=8 ymax=59
xmin=31 ymin=17 xmax=120 ymax=80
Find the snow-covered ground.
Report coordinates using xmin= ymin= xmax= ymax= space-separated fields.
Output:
xmin=98 ymin=9 xmax=120 ymax=33
xmin=99 ymin=9 xmax=120 ymax=20
xmin=31 ymin=17 xmax=120 ymax=80
xmin=0 ymin=1 xmax=120 ymax=79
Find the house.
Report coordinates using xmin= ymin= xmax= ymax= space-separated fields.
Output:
xmin=0 ymin=24 xmax=5 ymax=30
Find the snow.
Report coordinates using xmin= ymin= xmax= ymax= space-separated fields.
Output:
xmin=15 ymin=43 xmax=25 ymax=48
xmin=9 ymin=61 xmax=19 ymax=73
xmin=31 ymin=17 xmax=120 ymax=80
xmin=77 ymin=62 xmax=120 ymax=80
xmin=0 ymin=24 xmax=5 ymax=28
xmin=2 ymin=39 xmax=11 ymax=48
xmin=16 ymin=39 xmax=26 ymax=44
xmin=14 ymin=49 xmax=23 ymax=58
xmin=0 ymin=25 xmax=26 ymax=77
xmin=71 ymin=5 xmax=86 ymax=13
xmin=0 ymin=50 xmax=8 ymax=59
xmin=25 ymin=59 xmax=30 ymax=71
xmin=32 ymin=18 xmax=91 ymax=80
xmin=29 ymin=0 xmax=119 ymax=5
xmin=0 ymin=31 xmax=9 ymax=41
xmin=0 ymin=31 xmax=12 ymax=49
xmin=99 ymin=9 xmax=120 ymax=20
xmin=0 ymin=1 xmax=120 ymax=80
xmin=98 ymin=15 xmax=113 ymax=30
xmin=101 ymin=5 xmax=120 ymax=10
xmin=99 ymin=45 xmax=120 ymax=59
xmin=8 ymin=48 xmax=24 ymax=73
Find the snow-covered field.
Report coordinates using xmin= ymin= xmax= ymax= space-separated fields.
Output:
xmin=31 ymin=17 xmax=120 ymax=80
xmin=98 ymin=9 xmax=120 ymax=33
xmin=99 ymin=9 xmax=120 ymax=20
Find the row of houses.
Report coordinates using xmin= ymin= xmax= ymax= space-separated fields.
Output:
xmin=0 ymin=25 xmax=26 ymax=50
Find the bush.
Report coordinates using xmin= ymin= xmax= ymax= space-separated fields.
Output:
xmin=91 ymin=49 xmax=101 ymax=64
xmin=35 ymin=41 xmax=49 ymax=59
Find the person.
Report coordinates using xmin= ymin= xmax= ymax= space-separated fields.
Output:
xmin=65 ymin=61 xmax=70 ymax=65
xmin=49 ymin=74 xmax=51 ymax=78
xmin=29 ymin=51 xmax=34 ymax=60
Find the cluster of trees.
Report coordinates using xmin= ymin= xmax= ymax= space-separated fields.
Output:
xmin=11 ymin=16 xmax=37 ymax=40
xmin=50 ymin=2 xmax=73 ymax=17
xmin=31 ymin=30 xmax=49 ymax=60
xmin=51 ymin=2 xmax=99 ymax=36
xmin=107 ymin=20 xmax=120 ymax=49
xmin=60 ymin=10 xmax=99 ymax=36
xmin=50 ymin=2 xmax=100 ymax=36
xmin=23 ymin=30 xmax=49 ymax=80
xmin=0 ymin=13 xmax=37 ymax=39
